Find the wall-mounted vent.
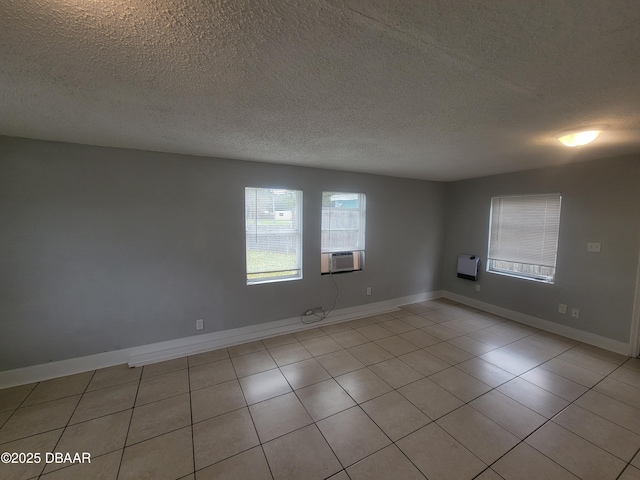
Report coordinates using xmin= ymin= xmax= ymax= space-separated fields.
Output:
xmin=457 ymin=254 xmax=480 ymax=281
xmin=330 ymin=252 xmax=355 ymax=273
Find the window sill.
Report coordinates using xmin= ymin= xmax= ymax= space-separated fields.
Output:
xmin=247 ymin=276 xmax=302 ymax=286
xmin=320 ymin=269 xmax=362 ymax=275
xmin=486 ymin=269 xmax=554 ymax=284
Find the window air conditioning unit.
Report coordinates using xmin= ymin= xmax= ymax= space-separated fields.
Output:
xmin=330 ymin=252 xmax=355 ymax=273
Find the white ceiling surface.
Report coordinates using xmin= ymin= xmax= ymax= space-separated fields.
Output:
xmin=1 ymin=1 xmax=640 ymax=181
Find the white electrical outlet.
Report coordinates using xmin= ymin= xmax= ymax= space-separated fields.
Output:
xmin=587 ymin=242 xmax=601 ymax=252
xmin=558 ymin=304 xmax=567 ymax=314
xmin=475 ymin=284 xmax=481 ymax=292
xmin=196 ymin=319 xmax=204 ymax=330
xmin=366 ymin=287 xmax=372 ymax=296
xmin=571 ymin=308 xmax=580 ymax=319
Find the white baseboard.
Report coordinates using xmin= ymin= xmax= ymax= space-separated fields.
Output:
xmin=0 ymin=290 xmax=442 ymax=389
xmin=442 ymin=291 xmax=630 ymax=355
xmin=128 ymin=290 xmax=441 ymax=367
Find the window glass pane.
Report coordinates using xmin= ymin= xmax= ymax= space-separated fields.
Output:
xmin=487 ymin=193 xmax=561 ymax=283
xmin=321 ymin=192 xmax=366 ymax=252
xmin=245 ymin=187 xmax=302 ymax=284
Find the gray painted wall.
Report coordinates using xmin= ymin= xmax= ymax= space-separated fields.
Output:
xmin=443 ymin=156 xmax=640 ymax=343
xmin=0 ymin=136 xmax=446 ymax=370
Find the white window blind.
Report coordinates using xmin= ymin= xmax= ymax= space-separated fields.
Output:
xmin=487 ymin=193 xmax=562 ymax=283
xmin=321 ymin=192 xmax=365 ymax=273
xmin=245 ymin=187 xmax=302 ymax=284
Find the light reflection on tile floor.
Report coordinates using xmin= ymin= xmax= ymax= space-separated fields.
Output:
xmin=1 ymin=299 xmax=640 ymax=479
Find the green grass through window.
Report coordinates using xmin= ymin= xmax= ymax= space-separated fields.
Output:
xmin=247 ymin=250 xmax=298 ymax=280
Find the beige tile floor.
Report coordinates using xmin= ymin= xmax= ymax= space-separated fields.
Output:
xmin=2 ymin=299 xmax=640 ymax=479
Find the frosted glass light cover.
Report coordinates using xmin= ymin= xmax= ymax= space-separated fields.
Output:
xmin=558 ymin=130 xmax=601 ymax=147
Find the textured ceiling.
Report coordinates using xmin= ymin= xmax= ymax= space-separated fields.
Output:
xmin=1 ymin=0 xmax=640 ymax=181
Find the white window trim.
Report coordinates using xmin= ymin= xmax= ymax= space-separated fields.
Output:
xmin=245 ymin=187 xmax=303 ymax=285
xmin=321 ymin=192 xmax=366 ymax=274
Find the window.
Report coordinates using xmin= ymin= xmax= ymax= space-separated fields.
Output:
xmin=321 ymin=192 xmax=366 ymax=273
xmin=245 ymin=187 xmax=302 ymax=284
xmin=487 ymin=193 xmax=562 ymax=283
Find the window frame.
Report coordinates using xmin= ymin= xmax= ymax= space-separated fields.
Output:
xmin=245 ymin=187 xmax=303 ymax=285
xmin=320 ymin=192 xmax=366 ymax=274
xmin=486 ymin=193 xmax=562 ymax=284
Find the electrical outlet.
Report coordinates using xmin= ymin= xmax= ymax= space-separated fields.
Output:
xmin=366 ymin=287 xmax=372 ymax=296
xmin=587 ymin=242 xmax=601 ymax=253
xmin=195 ymin=319 xmax=204 ymax=330
xmin=475 ymin=284 xmax=481 ymax=292
xmin=558 ymin=303 xmax=567 ymax=314
xmin=571 ymin=308 xmax=580 ymax=319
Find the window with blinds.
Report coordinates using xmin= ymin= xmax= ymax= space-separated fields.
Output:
xmin=321 ymin=192 xmax=366 ymax=273
xmin=245 ymin=187 xmax=302 ymax=284
xmin=487 ymin=193 xmax=562 ymax=283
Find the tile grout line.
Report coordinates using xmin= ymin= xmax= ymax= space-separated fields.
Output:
xmin=113 ymin=367 xmax=143 ymax=480
xmin=186 ymin=357 xmax=197 ymax=479
xmin=35 ymin=369 xmax=98 ymax=479
xmin=227 ymin=341 xmax=276 ymax=480
xmin=243 ymin=342 xmax=279 ymax=480
xmin=618 ymin=445 xmax=640 ymax=479
xmin=0 ymin=382 xmax=39 ymax=442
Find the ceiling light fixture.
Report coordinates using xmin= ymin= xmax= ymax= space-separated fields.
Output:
xmin=557 ymin=127 xmax=605 ymax=147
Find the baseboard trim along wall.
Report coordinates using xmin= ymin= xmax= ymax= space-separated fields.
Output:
xmin=1 ymin=289 xmax=630 ymax=389
xmin=442 ymin=291 xmax=630 ymax=355
xmin=0 ymin=291 xmax=442 ymax=389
